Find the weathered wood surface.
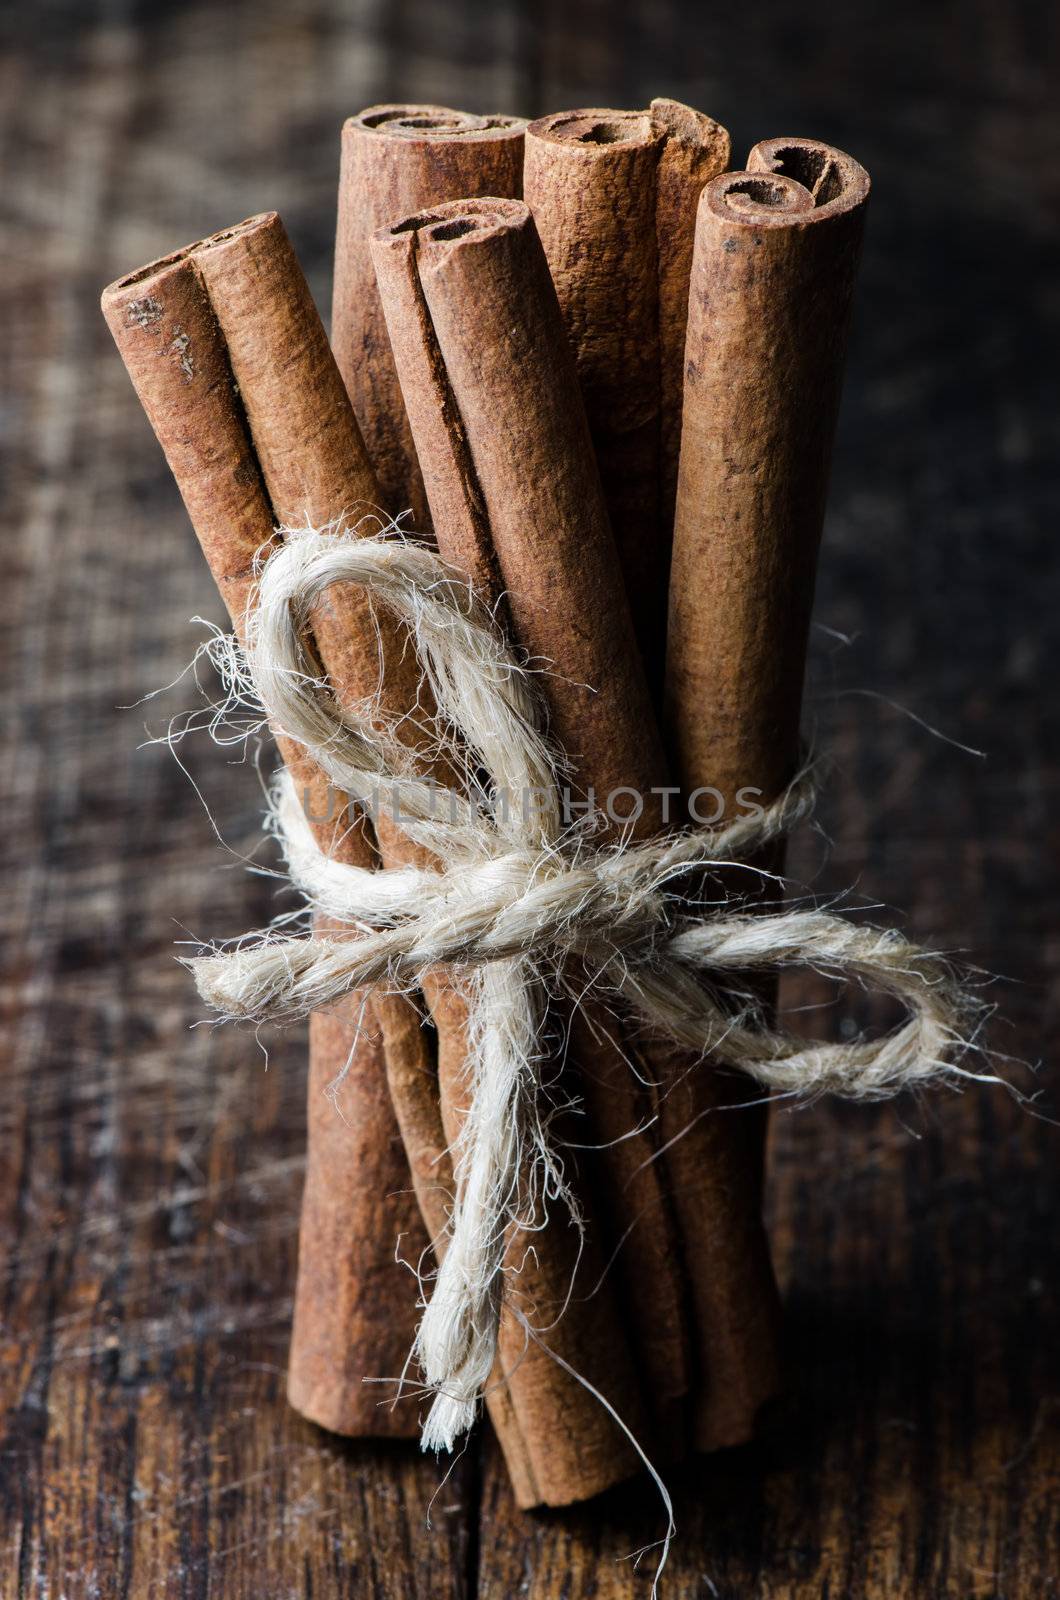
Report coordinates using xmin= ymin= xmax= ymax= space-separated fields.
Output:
xmin=2 ymin=0 xmax=1057 ymax=1594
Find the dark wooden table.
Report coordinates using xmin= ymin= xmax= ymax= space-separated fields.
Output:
xmin=3 ymin=1 xmax=1057 ymax=1594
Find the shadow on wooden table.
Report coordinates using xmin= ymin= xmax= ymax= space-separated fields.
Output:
xmin=473 ymin=1191 xmax=1057 ymax=1596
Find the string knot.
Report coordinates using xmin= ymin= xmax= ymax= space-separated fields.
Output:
xmin=188 ymin=525 xmax=983 ymax=1451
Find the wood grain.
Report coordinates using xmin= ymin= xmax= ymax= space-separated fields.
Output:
xmin=2 ymin=0 xmax=1057 ymax=1594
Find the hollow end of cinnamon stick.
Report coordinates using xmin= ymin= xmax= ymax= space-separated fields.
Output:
xmin=522 ymin=100 xmax=731 ymax=702
xmin=347 ymin=103 xmax=525 ymax=141
xmin=333 ymin=105 xmax=526 ymax=534
xmin=385 ymin=194 xmax=525 ymax=238
xmin=102 ymin=212 xmax=283 ymax=295
xmin=748 ymin=135 xmax=871 ymax=215
xmin=668 ymin=137 xmax=870 ymax=810
xmin=527 ymin=107 xmax=657 ymax=150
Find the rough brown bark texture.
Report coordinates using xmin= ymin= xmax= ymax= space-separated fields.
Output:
xmin=183 ymin=215 xmax=479 ymax=1442
xmin=661 ymin=142 xmax=870 ymax=1445
xmin=522 ymin=100 xmax=729 ymax=693
xmin=107 ymin=211 xmax=635 ymax=1503
xmin=667 ymin=140 xmax=871 ymax=808
xmin=100 ymin=244 xmax=428 ymax=1439
xmin=372 ymin=195 xmax=783 ymax=1468
xmin=203 ymin=213 xmax=647 ymax=1505
xmin=374 ymin=198 xmax=677 ymax=1498
xmin=333 ymin=104 xmax=525 ymax=533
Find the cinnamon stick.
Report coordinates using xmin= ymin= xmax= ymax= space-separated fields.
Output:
xmin=664 ymin=142 xmax=869 ymax=1440
xmin=100 ymin=246 xmax=427 ymax=1439
xmin=169 ymin=212 xmax=642 ymax=1507
xmin=523 ymin=100 xmax=729 ymax=689
xmin=372 ymin=197 xmax=691 ymax=1440
xmin=181 ymin=213 xmax=458 ymax=1241
xmin=142 ymin=215 xmax=462 ymax=1437
xmin=372 ymin=197 xmax=782 ymax=1461
xmin=667 ymin=140 xmax=871 ymax=805
xmin=332 ymin=104 xmax=525 ymax=532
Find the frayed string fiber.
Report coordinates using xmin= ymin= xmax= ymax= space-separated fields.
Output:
xmin=185 ymin=523 xmax=994 ymax=1456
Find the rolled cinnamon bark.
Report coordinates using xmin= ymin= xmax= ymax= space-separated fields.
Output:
xmin=100 ymin=248 xmax=427 ymax=1438
xmin=188 ymin=215 xmax=422 ymax=731
xmin=523 ymin=100 xmax=729 ymax=690
xmin=664 ymin=142 xmax=869 ymax=1441
xmin=667 ymin=140 xmax=870 ymax=806
xmin=137 ymin=217 xmax=464 ymax=1438
xmin=372 ymin=197 xmax=782 ymax=1460
xmin=176 ymin=212 xmax=641 ymax=1506
xmin=333 ymin=105 xmax=525 ymax=532
xmin=374 ymin=201 xmax=680 ymax=1497
xmin=373 ymin=196 xmax=690 ymax=1433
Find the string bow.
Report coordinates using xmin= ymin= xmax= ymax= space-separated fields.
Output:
xmin=191 ymin=527 xmax=976 ymax=1451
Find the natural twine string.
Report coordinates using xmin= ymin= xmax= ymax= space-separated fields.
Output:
xmin=188 ymin=525 xmax=983 ymax=1454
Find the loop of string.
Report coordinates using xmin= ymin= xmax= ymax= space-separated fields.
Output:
xmin=188 ymin=526 xmax=979 ymax=1453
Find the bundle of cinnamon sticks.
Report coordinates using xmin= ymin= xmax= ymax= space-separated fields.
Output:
xmin=103 ymin=100 xmax=869 ymax=1508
